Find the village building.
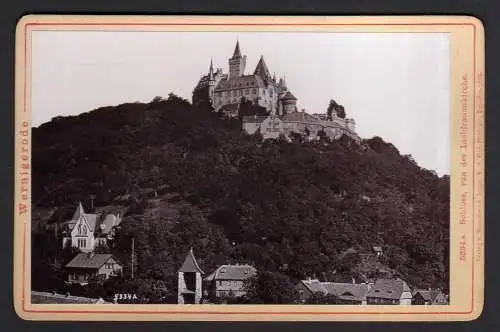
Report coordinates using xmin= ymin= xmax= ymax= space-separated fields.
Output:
xmin=177 ymin=248 xmax=204 ymax=304
xmin=365 ymin=278 xmax=412 ymax=305
xmin=31 ymin=291 xmax=110 ymax=304
xmin=65 ymin=252 xmax=122 ymax=285
xmin=322 ymin=282 xmax=370 ymax=305
xmin=204 ymin=264 xmax=257 ymax=299
xmin=294 ymin=279 xmax=370 ymax=305
xmin=294 ymin=279 xmax=328 ymax=302
xmin=61 ymin=202 xmax=123 ymax=252
xmin=412 ymin=289 xmax=449 ymax=305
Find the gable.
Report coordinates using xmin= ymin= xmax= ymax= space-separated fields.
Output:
xmin=70 ymin=216 xmax=92 ymax=237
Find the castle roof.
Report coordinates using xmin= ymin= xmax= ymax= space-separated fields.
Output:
xmin=242 ymin=115 xmax=267 ymax=123
xmin=278 ymin=77 xmax=287 ymax=90
xmin=280 ymin=91 xmax=297 ymax=101
xmin=254 ymin=55 xmax=271 ymax=79
xmin=232 ymin=41 xmax=242 ymax=58
xmin=281 ymin=111 xmax=320 ymax=123
xmin=214 ymin=74 xmax=265 ymax=91
xmin=178 ymin=248 xmax=204 ymax=274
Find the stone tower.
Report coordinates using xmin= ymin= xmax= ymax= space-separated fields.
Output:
xmin=207 ymin=58 xmax=216 ymax=103
xmin=228 ymin=41 xmax=246 ymax=78
xmin=280 ymin=91 xmax=298 ymax=114
xmin=177 ymin=248 xmax=204 ymax=304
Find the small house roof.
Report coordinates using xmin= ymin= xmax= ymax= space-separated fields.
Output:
xmin=31 ymin=291 xmax=110 ymax=304
xmin=178 ymin=248 xmax=204 ymax=274
xmin=321 ymin=282 xmax=370 ymax=301
xmin=65 ymin=253 xmax=114 ymax=269
xmin=366 ymin=279 xmax=411 ymax=300
xmin=205 ymin=264 xmax=256 ymax=281
xmin=300 ymin=279 xmax=328 ymax=295
xmin=413 ymin=289 xmax=444 ymax=303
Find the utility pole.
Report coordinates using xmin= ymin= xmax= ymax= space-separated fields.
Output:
xmin=131 ymin=237 xmax=135 ymax=279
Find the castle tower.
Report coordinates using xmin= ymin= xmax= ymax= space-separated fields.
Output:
xmin=207 ymin=58 xmax=216 ymax=101
xmin=178 ymin=248 xmax=204 ymax=304
xmin=229 ymin=41 xmax=246 ymax=78
xmin=280 ymin=91 xmax=298 ymax=115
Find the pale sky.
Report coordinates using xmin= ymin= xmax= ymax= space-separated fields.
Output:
xmin=31 ymin=31 xmax=450 ymax=175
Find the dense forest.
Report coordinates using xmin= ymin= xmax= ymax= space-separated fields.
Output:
xmin=31 ymin=94 xmax=449 ymax=303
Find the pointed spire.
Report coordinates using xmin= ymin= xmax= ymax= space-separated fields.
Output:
xmin=72 ymin=201 xmax=85 ymax=220
xmin=208 ymin=58 xmax=214 ymax=80
xmin=232 ymin=40 xmax=242 ymax=58
xmin=254 ymin=55 xmax=271 ymax=79
xmin=178 ymin=248 xmax=204 ymax=274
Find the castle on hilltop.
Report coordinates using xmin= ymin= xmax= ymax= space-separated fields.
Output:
xmin=192 ymin=41 xmax=360 ymax=142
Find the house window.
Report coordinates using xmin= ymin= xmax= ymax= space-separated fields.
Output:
xmin=252 ymin=88 xmax=256 ymax=94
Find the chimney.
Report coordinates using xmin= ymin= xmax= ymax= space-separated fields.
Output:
xmin=89 ymin=195 xmax=96 ymax=213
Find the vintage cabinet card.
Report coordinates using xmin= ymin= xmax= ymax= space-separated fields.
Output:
xmin=14 ymin=15 xmax=484 ymax=321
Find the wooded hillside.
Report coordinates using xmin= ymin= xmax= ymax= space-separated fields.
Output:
xmin=31 ymin=94 xmax=449 ymax=300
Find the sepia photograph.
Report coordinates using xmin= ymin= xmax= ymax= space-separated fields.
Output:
xmin=14 ymin=15 xmax=484 ymax=321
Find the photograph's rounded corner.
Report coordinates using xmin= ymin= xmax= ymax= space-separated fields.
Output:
xmin=466 ymin=298 xmax=485 ymax=322
xmin=15 ymin=14 xmax=36 ymax=36
xmin=463 ymin=15 xmax=485 ymax=36
xmin=13 ymin=297 xmax=32 ymax=322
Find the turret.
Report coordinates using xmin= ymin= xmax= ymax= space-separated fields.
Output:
xmin=280 ymin=90 xmax=298 ymax=115
xmin=207 ymin=58 xmax=216 ymax=99
xmin=229 ymin=41 xmax=247 ymax=78
xmin=178 ymin=248 xmax=204 ymax=304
